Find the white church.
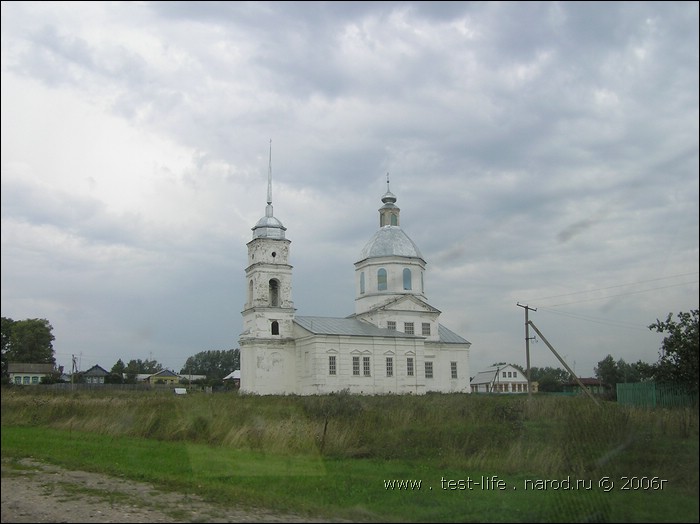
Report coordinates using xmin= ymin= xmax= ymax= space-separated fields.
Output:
xmin=239 ymin=162 xmax=472 ymax=395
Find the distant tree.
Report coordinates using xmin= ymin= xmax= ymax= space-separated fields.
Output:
xmin=616 ymin=358 xmax=644 ymax=383
xmin=123 ymin=358 xmax=164 ymax=382
xmin=107 ymin=359 xmax=126 ymax=384
xmin=111 ymin=359 xmax=126 ymax=375
xmin=648 ymin=309 xmax=699 ymax=394
xmin=527 ymin=366 xmax=569 ymax=392
xmin=105 ymin=373 xmax=124 ymax=384
xmin=1 ymin=318 xmax=56 ymax=375
xmin=634 ymin=360 xmax=657 ymax=381
xmin=595 ymin=355 xmax=650 ymax=400
xmin=181 ymin=349 xmax=240 ymax=380
xmin=1 ymin=317 xmax=15 ymax=377
xmin=40 ymin=372 xmax=64 ymax=385
xmin=141 ymin=359 xmax=163 ymax=374
xmin=595 ymin=355 xmax=619 ymax=390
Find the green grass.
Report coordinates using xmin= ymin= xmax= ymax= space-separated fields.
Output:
xmin=2 ymin=387 xmax=698 ymax=522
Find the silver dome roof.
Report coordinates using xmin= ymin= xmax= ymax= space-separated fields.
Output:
xmin=252 ymin=212 xmax=286 ymax=239
xmin=358 ymin=226 xmax=424 ymax=260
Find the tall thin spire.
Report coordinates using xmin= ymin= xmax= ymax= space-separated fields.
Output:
xmin=251 ymin=139 xmax=286 ymax=239
xmin=267 ymin=139 xmax=273 ymax=207
xmin=386 ymin=172 xmax=390 ymax=193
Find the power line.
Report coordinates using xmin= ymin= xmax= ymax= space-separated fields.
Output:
xmin=537 ymin=280 xmax=698 ymax=307
xmin=534 ymin=307 xmax=650 ymax=331
xmin=522 ymin=272 xmax=698 ymax=303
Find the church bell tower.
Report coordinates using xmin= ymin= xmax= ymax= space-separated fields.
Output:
xmin=240 ymin=141 xmax=295 ymax=341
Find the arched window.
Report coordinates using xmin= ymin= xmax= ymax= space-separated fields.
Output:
xmin=269 ymin=279 xmax=279 ymax=306
xmin=391 ymin=213 xmax=398 ymax=226
xmin=271 ymin=321 xmax=279 ymax=335
xmin=403 ymin=268 xmax=412 ymax=290
xmin=360 ymin=272 xmax=365 ymax=294
xmin=377 ymin=268 xmax=387 ymax=291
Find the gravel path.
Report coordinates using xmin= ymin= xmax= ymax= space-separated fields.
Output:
xmin=1 ymin=458 xmax=353 ymax=523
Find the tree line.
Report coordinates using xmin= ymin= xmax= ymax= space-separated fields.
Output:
xmin=503 ymin=309 xmax=698 ymax=397
xmin=1 ymin=316 xmax=239 ymax=386
xmin=594 ymin=309 xmax=698 ymax=397
xmin=2 ymin=309 xmax=697 ymax=394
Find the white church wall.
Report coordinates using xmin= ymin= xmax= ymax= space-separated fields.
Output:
xmin=425 ymin=345 xmax=471 ymax=393
xmin=239 ymin=340 xmax=297 ymax=395
xmin=293 ymin=334 xmax=427 ymax=395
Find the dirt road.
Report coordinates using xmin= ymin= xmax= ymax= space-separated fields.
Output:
xmin=1 ymin=458 xmax=350 ymax=523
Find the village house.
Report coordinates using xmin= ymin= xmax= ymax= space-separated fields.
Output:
xmin=470 ymin=364 xmax=538 ymax=394
xmin=82 ymin=364 xmax=109 ymax=384
xmin=7 ymin=362 xmax=56 ymax=385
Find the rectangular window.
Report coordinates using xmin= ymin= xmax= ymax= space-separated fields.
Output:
xmin=425 ymin=361 xmax=433 ymax=379
xmin=451 ymin=361 xmax=458 ymax=379
xmin=502 ymin=371 xmax=507 ymax=378
xmin=32 ymin=376 xmax=39 ymax=384
xmin=404 ymin=322 xmax=414 ymax=335
xmin=387 ymin=321 xmax=396 ymax=331
xmin=352 ymin=356 xmax=360 ymax=376
xmin=422 ymin=323 xmax=430 ymax=336
xmin=386 ymin=357 xmax=393 ymax=377
xmin=363 ymin=356 xmax=371 ymax=376
xmin=14 ymin=376 xmax=21 ymax=385
xmin=329 ymin=355 xmax=336 ymax=375
xmin=407 ymin=357 xmax=414 ymax=376
xmin=23 ymin=376 xmax=30 ymax=384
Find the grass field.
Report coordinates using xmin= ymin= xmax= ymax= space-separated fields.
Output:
xmin=1 ymin=387 xmax=698 ymax=522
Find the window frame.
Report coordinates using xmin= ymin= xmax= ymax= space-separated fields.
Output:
xmin=352 ymin=356 xmax=360 ymax=376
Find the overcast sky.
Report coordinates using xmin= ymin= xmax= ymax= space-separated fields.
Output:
xmin=2 ymin=1 xmax=698 ymax=380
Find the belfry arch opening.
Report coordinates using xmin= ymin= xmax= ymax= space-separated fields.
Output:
xmin=269 ymin=278 xmax=280 ymax=306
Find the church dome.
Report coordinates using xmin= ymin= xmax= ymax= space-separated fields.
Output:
xmin=358 ymin=225 xmax=424 ymax=261
xmin=252 ymin=213 xmax=286 ymax=239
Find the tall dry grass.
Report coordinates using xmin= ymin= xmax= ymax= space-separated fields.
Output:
xmin=2 ymin=387 xmax=697 ymax=482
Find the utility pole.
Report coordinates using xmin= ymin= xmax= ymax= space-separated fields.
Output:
xmin=71 ymin=354 xmax=78 ymax=389
xmin=527 ymin=320 xmax=600 ymax=407
xmin=517 ymin=303 xmax=537 ymax=398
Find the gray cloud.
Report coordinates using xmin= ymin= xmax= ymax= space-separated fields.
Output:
xmin=1 ymin=1 xmax=697 ymax=379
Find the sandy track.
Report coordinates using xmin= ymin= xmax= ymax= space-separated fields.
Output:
xmin=1 ymin=458 xmax=351 ymax=523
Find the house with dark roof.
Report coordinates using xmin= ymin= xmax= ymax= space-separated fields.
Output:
xmin=82 ymin=364 xmax=109 ymax=385
xmin=146 ymin=369 xmax=180 ymax=385
xmin=7 ymin=362 xmax=56 ymax=385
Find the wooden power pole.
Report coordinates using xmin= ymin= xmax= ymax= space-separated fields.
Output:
xmin=517 ymin=303 xmax=537 ymax=397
